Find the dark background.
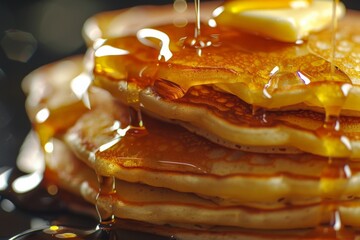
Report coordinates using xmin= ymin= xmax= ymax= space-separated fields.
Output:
xmin=0 ymin=0 xmax=359 ymax=239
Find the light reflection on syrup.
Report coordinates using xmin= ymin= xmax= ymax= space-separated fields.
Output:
xmin=8 ymin=1 xmax=360 ymax=240
xmin=136 ymin=28 xmax=173 ymax=61
xmin=261 ymin=53 xmax=353 ymax=157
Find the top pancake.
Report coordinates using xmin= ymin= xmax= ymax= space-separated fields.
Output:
xmin=89 ymin=3 xmax=360 ymax=113
xmin=85 ymin=2 xmax=360 ymax=157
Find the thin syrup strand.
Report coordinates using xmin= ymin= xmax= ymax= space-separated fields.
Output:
xmin=194 ymin=0 xmax=201 ymax=39
xmin=330 ymin=0 xmax=339 ymax=75
xmin=96 ymin=175 xmax=116 ymax=229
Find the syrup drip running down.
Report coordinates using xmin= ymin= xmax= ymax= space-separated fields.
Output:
xmin=319 ymin=0 xmax=351 ymax=235
xmin=94 ymin=106 xmax=148 ymax=228
xmin=320 ymin=0 xmax=352 ymax=157
xmin=6 ymin=106 xmax=169 ymax=240
xmin=7 ymin=98 xmax=116 ymax=239
xmin=96 ymin=176 xmax=116 ymax=229
xmin=8 ymin=71 xmax=157 ymax=240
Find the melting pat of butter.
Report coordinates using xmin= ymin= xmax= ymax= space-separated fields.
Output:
xmin=214 ymin=0 xmax=345 ymax=42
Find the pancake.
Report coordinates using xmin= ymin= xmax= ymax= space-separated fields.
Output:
xmin=19 ymin=53 xmax=360 ymax=234
xmin=65 ymin=90 xmax=360 ymax=206
xmin=89 ymin=3 xmax=360 ymax=113
xmin=20 ymin=1 xmax=360 ymax=239
xmin=87 ymin=2 xmax=360 ymax=157
xmin=22 ymin=130 xmax=360 ymax=232
xmin=140 ymin=83 xmax=360 ymax=158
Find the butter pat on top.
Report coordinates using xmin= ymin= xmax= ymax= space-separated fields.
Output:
xmin=213 ymin=0 xmax=346 ymax=42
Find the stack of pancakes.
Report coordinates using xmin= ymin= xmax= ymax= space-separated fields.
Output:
xmin=22 ymin=1 xmax=360 ymax=239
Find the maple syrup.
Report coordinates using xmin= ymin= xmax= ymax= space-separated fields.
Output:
xmin=8 ymin=105 xmax=114 ymax=239
xmin=178 ymin=0 xmax=219 ymax=56
xmin=9 ymin=68 xmax=154 ymax=240
xmin=93 ymin=10 xmax=360 ymax=238
xmin=8 ymin=113 xmax=166 ymax=240
xmin=194 ymin=0 xmax=201 ymax=39
xmin=95 ymin=176 xmax=116 ymax=228
xmin=10 ymin=0 xmax=360 ymax=239
xmin=326 ymin=0 xmax=349 ymax=235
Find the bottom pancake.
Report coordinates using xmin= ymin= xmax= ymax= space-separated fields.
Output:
xmin=19 ymin=130 xmax=360 ymax=235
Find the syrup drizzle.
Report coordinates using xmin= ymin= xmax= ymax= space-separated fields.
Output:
xmin=8 ymin=95 xmax=114 ymax=239
xmin=320 ymin=0 xmax=350 ymax=235
xmin=178 ymin=0 xmax=216 ymax=56
xmin=264 ymin=0 xmax=354 ymax=233
xmin=8 ymin=72 xmax=162 ymax=240
xmin=9 ymin=1 xmax=360 ymax=240
xmin=95 ymin=175 xmax=116 ymax=228
xmin=194 ymin=0 xmax=201 ymax=39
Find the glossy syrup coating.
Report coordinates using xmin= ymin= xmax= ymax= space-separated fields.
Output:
xmin=93 ymin=11 xmax=360 ymax=113
xmin=15 ymin=1 xmax=360 ymax=239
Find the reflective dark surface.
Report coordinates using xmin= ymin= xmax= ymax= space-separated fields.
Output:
xmin=0 ymin=0 xmax=360 ymax=239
